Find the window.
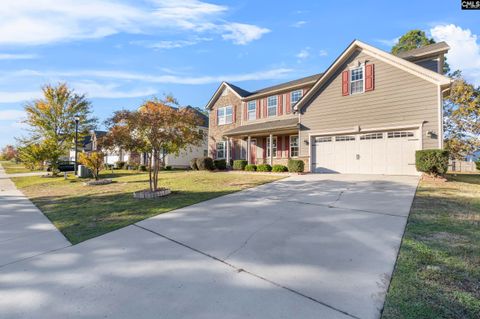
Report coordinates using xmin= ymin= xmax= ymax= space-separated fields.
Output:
xmin=266 ymin=136 xmax=277 ymax=158
xmin=360 ymin=133 xmax=383 ymax=140
xmin=291 ymin=90 xmax=303 ymax=105
xmin=267 ymin=96 xmax=277 ymax=117
xmin=315 ymin=136 xmax=332 ymax=143
xmin=350 ymin=66 xmax=364 ymax=94
xmin=335 ymin=135 xmax=356 ymax=142
xmin=203 ymin=150 xmax=208 ymax=157
xmin=216 ymin=141 xmax=226 ymax=159
xmin=247 ymin=101 xmax=256 ymax=120
xmin=217 ymin=106 xmax=233 ymax=125
xmin=290 ymin=135 xmax=299 ymax=157
xmin=387 ymin=131 xmax=414 ymax=138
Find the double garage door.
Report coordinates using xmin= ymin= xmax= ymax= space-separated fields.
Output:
xmin=312 ymin=130 xmax=420 ymax=175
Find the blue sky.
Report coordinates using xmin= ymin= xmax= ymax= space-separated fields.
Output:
xmin=1 ymin=0 xmax=479 ymax=147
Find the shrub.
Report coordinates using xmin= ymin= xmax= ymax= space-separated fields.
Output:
xmin=139 ymin=165 xmax=147 ymax=171
xmin=196 ymin=157 xmax=214 ymax=170
xmin=415 ymin=149 xmax=449 ymax=176
xmin=233 ymin=160 xmax=248 ymax=170
xmin=104 ymin=163 xmax=114 ymax=170
xmin=288 ymin=159 xmax=305 ymax=173
xmin=476 ymin=160 xmax=480 ymax=171
xmin=190 ymin=158 xmax=198 ymax=170
xmin=272 ymin=164 xmax=288 ymax=172
xmin=115 ymin=161 xmax=126 ymax=169
xmin=257 ymin=164 xmax=272 ymax=172
xmin=244 ymin=164 xmax=257 ymax=171
xmin=165 ymin=165 xmax=172 ymax=171
xmin=214 ymin=159 xmax=227 ymax=170
xmin=79 ymin=152 xmax=104 ymax=180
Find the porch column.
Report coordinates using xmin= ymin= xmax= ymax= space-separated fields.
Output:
xmin=269 ymin=133 xmax=273 ymax=166
xmin=226 ymin=138 xmax=230 ymax=165
xmin=247 ymin=136 xmax=251 ymax=164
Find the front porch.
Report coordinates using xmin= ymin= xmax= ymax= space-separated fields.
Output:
xmin=220 ymin=118 xmax=301 ymax=166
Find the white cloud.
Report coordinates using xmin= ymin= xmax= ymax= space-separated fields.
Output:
xmin=71 ymin=81 xmax=157 ymax=98
xmin=0 ymin=53 xmax=37 ymax=60
xmin=5 ymin=67 xmax=293 ymax=85
xmin=221 ymin=23 xmax=270 ymax=45
xmin=375 ymin=37 xmax=400 ymax=47
xmin=0 ymin=90 xmax=42 ymax=103
xmin=430 ymin=24 xmax=480 ymax=85
xmin=291 ymin=21 xmax=307 ymax=28
xmin=318 ymin=49 xmax=328 ymax=57
xmin=0 ymin=0 xmax=268 ymax=46
xmin=133 ymin=37 xmax=212 ymax=49
xmin=0 ymin=109 xmax=25 ymax=120
xmin=296 ymin=48 xmax=311 ymax=60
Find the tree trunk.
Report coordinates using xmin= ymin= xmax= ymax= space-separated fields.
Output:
xmin=148 ymin=152 xmax=153 ymax=192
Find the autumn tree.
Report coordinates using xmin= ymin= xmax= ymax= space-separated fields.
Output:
xmin=79 ymin=151 xmax=104 ymax=180
xmin=20 ymin=83 xmax=96 ymax=175
xmin=104 ymin=97 xmax=204 ymax=192
xmin=0 ymin=145 xmax=17 ymax=161
xmin=17 ymin=143 xmax=48 ymax=170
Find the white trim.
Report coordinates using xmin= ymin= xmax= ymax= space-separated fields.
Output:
xmin=266 ymin=136 xmax=278 ymax=159
xmin=438 ymin=86 xmax=444 ymax=149
xmin=217 ymin=105 xmax=233 ymax=126
xmin=247 ymin=100 xmax=256 ymax=121
xmin=289 ymin=135 xmax=299 ymax=158
xmin=307 ymin=123 xmax=423 ymax=138
xmin=290 ymin=89 xmax=303 ymax=106
xmin=206 ymin=82 xmax=242 ymax=110
xmin=349 ymin=64 xmax=365 ymax=95
xmin=267 ymin=95 xmax=278 ymax=117
xmin=294 ymin=40 xmax=451 ymax=112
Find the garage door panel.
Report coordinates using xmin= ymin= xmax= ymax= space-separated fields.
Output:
xmin=313 ymin=130 xmax=420 ymax=175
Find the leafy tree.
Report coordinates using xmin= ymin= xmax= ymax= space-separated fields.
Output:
xmin=391 ymin=30 xmax=435 ymax=55
xmin=17 ymin=143 xmax=48 ymax=170
xmin=79 ymin=151 xmax=104 ymax=180
xmin=444 ymin=73 xmax=480 ymax=159
xmin=104 ymin=96 xmax=204 ymax=192
xmin=20 ymin=83 xmax=96 ymax=175
xmin=0 ymin=145 xmax=17 ymax=161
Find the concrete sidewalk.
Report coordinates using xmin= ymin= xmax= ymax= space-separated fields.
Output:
xmin=0 ymin=164 xmax=70 ymax=267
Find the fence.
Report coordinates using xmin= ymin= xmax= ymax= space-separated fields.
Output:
xmin=449 ymin=160 xmax=478 ymax=173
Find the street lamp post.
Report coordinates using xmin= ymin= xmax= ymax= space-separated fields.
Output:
xmin=74 ymin=115 xmax=80 ymax=176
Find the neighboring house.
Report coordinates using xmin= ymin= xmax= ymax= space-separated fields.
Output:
xmin=139 ymin=106 xmax=209 ymax=168
xmin=69 ymin=130 xmax=131 ymax=165
xmin=206 ymin=40 xmax=451 ymax=175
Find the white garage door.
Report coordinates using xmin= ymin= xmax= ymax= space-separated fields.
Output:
xmin=312 ymin=130 xmax=420 ymax=175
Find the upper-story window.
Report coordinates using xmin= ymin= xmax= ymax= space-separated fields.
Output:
xmin=247 ymin=101 xmax=256 ymax=120
xmin=350 ymin=66 xmax=364 ymax=94
xmin=291 ymin=90 xmax=303 ymax=105
xmin=267 ymin=96 xmax=277 ymax=117
xmin=217 ymin=106 xmax=233 ymax=125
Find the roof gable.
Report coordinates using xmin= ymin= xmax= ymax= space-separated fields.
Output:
xmin=294 ymin=40 xmax=451 ymax=112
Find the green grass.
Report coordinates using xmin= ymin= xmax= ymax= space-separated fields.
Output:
xmin=382 ymin=173 xmax=480 ymax=319
xmin=12 ymin=170 xmax=282 ymax=244
xmin=0 ymin=160 xmax=41 ymax=174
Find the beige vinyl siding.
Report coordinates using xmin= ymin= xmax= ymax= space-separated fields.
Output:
xmin=299 ymin=49 xmax=440 ymax=157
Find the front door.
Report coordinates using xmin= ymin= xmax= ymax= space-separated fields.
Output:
xmin=250 ymin=139 xmax=257 ymax=164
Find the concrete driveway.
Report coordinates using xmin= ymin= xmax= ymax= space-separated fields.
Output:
xmin=0 ymin=174 xmax=418 ymax=319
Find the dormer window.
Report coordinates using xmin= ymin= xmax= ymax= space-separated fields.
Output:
xmin=350 ymin=66 xmax=364 ymax=94
xmin=267 ymin=96 xmax=277 ymax=117
xmin=291 ymin=90 xmax=303 ymax=105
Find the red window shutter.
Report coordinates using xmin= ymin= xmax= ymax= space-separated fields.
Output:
xmin=342 ymin=70 xmax=349 ymax=96
xmin=285 ymin=136 xmax=290 ymax=158
xmin=277 ymin=95 xmax=283 ymax=115
xmin=286 ymin=93 xmax=291 ymax=114
xmin=232 ymin=140 xmax=236 ymax=160
xmin=256 ymin=100 xmax=261 ymax=119
xmin=232 ymin=105 xmax=236 ymax=123
xmin=277 ymin=136 xmax=283 ymax=158
xmin=243 ymin=102 xmax=247 ymax=121
xmin=365 ymin=64 xmax=375 ymax=92
xmin=263 ymin=98 xmax=267 ymax=117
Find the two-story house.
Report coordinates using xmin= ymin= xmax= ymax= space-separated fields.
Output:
xmin=206 ymin=40 xmax=451 ymax=175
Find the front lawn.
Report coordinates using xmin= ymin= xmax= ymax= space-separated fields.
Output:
xmin=0 ymin=160 xmax=40 ymax=174
xmin=382 ymin=173 xmax=480 ymax=319
xmin=12 ymin=170 xmax=282 ymax=244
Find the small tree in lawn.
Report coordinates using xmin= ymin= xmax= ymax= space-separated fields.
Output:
xmin=105 ymin=96 xmax=204 ymax=193
xmin=79 ymin=152 xmax=104 ymax=180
